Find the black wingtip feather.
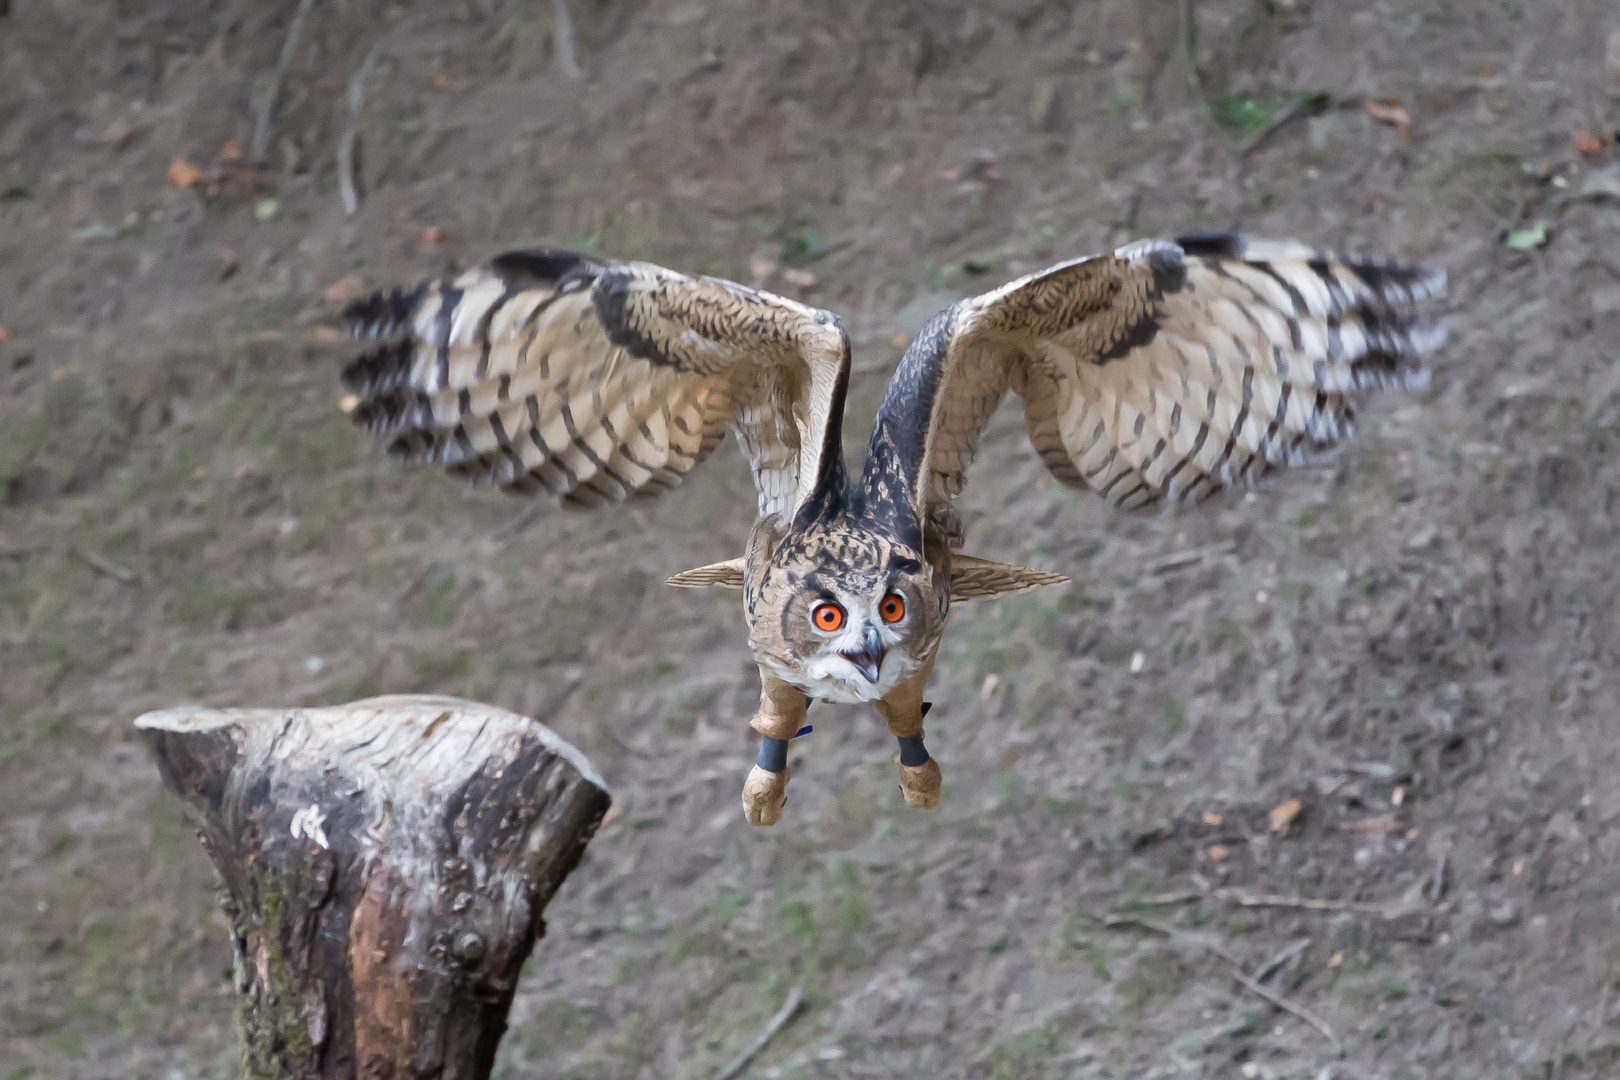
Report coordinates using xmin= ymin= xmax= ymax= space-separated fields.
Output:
xmin=1175 ymin=232 xmax=1246 ymax=258
xmin=490 ymin=248 xmax=593 ymax=285
xmin=342 ymin=282 xmax=428 ymax=339
xmin=340 ymin=339 xmax=416 ymax=396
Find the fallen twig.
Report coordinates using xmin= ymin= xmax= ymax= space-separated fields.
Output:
xmin=551 ymin=0 xmax=582 ymax=80
xmin=76 ymin=547 xmax=139 ymax=585
xmin=1177 ymin=0 xmax=1201 ymax=95
xmin=338 ymin=42 xmax=382 ymax=216
xmin=1216 ymin=889 xmax=1401 ymax=917
xmin=1100 ymin=914 xmax=1339 ymax=1050
xmin=1229 ymin=965 xmax=1339 ymax=1050
xmin=1254 ymin=938 xmax=1312 ymax=983
xmin=251 ymin=0 xmax=318 ymax=163
xmin=1125 ymin=890 xmax=1205 ymax=907
xmin=714 ymin=985 xmax=804 ymax=1080
xmin=492 ymin=504 xmax=547 ymax=541
xmin=1241 ymin=91 xmax=1331 ymax=157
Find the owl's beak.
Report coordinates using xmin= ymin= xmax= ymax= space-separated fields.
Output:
xmin=840 ymin=625 xmax=887 ymax=684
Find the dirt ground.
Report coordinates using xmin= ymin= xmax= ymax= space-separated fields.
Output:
xmin=3 ymin=1 xmax=1619 ymax=1077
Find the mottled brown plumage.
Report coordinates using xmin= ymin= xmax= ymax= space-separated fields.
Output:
xmin=340 ymin=233 xmax=1445 ymax=824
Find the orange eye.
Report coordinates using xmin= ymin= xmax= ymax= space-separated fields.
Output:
xmin=812 ymin=602 xmax=845 ymax=632
xmin=880 ymin=592 xmax=906 ymax=623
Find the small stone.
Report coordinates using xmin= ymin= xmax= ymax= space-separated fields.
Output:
xmin=452 ymin=930 xmax=486 ymax=965
xmin=1129 ymin=651 xmax=1145 ymax=674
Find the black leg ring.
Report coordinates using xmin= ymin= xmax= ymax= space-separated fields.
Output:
xmin=896 ymin=734 xmax=929 ymax=767
xmin=756 ymin=736 xmax=789 ymax=773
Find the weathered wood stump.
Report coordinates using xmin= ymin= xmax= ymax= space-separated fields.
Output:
xmin=137 ymin=694 xmax=611 ymax=1080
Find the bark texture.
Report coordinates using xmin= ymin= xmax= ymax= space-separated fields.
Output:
xmin=137 ymin=694 xmax=611 ymax=1080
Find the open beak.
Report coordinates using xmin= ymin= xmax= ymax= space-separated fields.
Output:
xmin=840 ymin=624 xmax=886 ymax=684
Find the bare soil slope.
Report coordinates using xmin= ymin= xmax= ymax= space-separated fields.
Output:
xmin=2 ymin=1 xmax=1619 ymax=1077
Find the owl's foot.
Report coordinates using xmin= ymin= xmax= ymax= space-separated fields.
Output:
xmin=894 ymin=733 xmax=941 ymax=809
xmin=742 ymin=733 xmax=793 ymax=825
xmin=741 ymin=764 xmax=791 ymax=826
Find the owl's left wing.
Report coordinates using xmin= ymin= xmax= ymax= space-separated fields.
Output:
xmin=861 ymin=233 xmax=1445 ymax=552
xmin=340 ymin=250 xmax=849 ymax=517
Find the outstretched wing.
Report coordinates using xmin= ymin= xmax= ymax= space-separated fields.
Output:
xmin=860 ymin=233 xmax=1445 ymax=545
xmin=341 ymin=249 xmax=849 ymax=516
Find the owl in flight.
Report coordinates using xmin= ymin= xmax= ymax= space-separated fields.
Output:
xmin=340 ymin=233 xmax=1444 ymax=824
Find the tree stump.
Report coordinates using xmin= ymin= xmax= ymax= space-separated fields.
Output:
xmin=137 ymin=694 xmax=611 ymax=1080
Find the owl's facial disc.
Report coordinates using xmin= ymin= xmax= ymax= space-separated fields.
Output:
xmin=748 ymin=526 xmax=941 ymax=704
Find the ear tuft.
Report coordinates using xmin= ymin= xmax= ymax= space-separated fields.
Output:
xmin=949 ymin=554 xmax=1069 ymax=600
xmin=666 ymin=557 xmax=746 ymax=589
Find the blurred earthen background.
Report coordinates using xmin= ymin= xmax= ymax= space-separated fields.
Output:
xmin=2 ymin=1 xmax=1620 ymax=1077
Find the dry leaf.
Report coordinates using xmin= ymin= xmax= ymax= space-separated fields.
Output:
xmin=890 ymin=334 xmax=909 ymax=348
xmin=322 ymin=274 xmax=365 ymax=304
xmin=1202 ymin=811 xmax=1223 ymax=826
xmin=1574 ymin=130 xmax=1605 ymax=156
xmin=338 ymin=393 xmax=360 ymax=413
xmin=432 ymin=72 xmax=451 ymax=89
xmin=0 ymin=326 xmax=9 ymax=343
xmin=781 ymin=268 xmax=817 ymax=288
xmin=309 ymin=326 xmax=348 ymax=346
xmin=221 ymin=139 xmax=244 ymax=161
xmin=1365 ymin=97 xmax=1412 ymax=139
xmin=168 ymin=156 xmax=203 ymax=188
xmin=1327 ymin=950 xmax=1344 ymax=968
xmin=979 ymin=673 xmax=1002 ymax=700
xmin=1339 ymin=814 xmax=1398 ymax=833
xmin=421 ymin=226 xmax=447 ymax=244
xmin=1269 ymin=797 xmax=1302 ymax=832
xmin=1208 ymin=844 xmax=1230 ymax=861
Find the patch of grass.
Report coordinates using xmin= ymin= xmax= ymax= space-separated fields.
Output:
xmin=985 ymin=1012 xmax=1083 ymax=1080
xmin=1214 ymin=94 xmax=1282 ymax=135
xmin=162 ymin=570 xmax=258 ymax=629
xmin=519 ymin=996 xmax=600 ymax=1059
xmin=408 ymin=645 xmax=471 ymax=686
xmin=1116 ymin=950 xmax=1189 ymax=1014
xmin=1050 ymin=909 xmax=1111 ymax=980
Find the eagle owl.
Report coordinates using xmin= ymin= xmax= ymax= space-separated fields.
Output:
xmin=340 ymin=234 xmax=1444 ymax=825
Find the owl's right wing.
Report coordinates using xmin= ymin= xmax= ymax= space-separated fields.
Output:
xmin=340 ymin=250 xmax=850 ymax=517
xmin=861 ymin=233 xmax=1445 ymax=554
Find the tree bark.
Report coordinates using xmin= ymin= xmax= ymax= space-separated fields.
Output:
xmin=137 ymin=694 xmax=611 ymax=1080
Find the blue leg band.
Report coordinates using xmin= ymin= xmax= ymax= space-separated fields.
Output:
xmin=756 ymin=736 xmax=789 ymax=773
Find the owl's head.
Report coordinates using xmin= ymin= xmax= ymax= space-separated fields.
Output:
xmin=740 ymin=519 xmax=948 ymax=704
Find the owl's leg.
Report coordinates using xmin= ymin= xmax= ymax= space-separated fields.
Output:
xmin=873 ymin=653 xmax=942 ymax=810
xmin=741 ymin=672 xmax=808 ymax=826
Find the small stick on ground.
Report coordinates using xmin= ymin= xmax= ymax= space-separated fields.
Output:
xmin=1178 ymin=0 xmax=1201 ymax=95
xmin=76 ymin=547 xmax=139 ymax=584
xmin=1254 ymin=938 xmax=1312 ymax=983
xmin=251 ymin=0 xmax=318 ymax=163
xmin=1241 ymin=92 xmax=1332 ymax=157
xmin=1100 ymin=914 xmax=1339 ymax=1050
xmin=1122 ymin=890 xmax=1204 ymax=908
xmin=1228 ymin=966 xmax=1340 ymax=1050
xmin=338 ymin=42 xmax=382 ymax=216
xmin=714 ymin=986 xmax=804 ymax=1080
xmin=551 ymin=0 xmax=582 ymax=80
xmin=1216 ymin=889 xmax=1401 ymax=917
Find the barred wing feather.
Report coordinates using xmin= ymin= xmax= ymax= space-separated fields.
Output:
xmin=869 ymin=233 xmax=1445 ymax=534
xmin=340 ymin=250 xmax=850 ymax=517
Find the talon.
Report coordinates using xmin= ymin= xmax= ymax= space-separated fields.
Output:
xmin=742 ymin=764 xmax=791 ymax=826
xmin=894 ymin=757 xmax=942 ymax=810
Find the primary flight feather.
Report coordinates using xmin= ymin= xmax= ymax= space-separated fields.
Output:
xmin=341 ymin=233 xmax=1445 ymax=824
